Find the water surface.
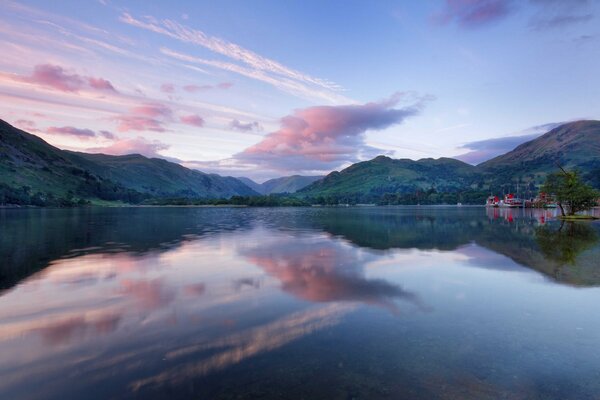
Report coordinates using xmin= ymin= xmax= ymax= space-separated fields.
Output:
xmin=1 ymin=206 xmax=600 ymax=399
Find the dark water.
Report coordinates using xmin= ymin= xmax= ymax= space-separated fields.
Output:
xmin=1 ymin=206 xmax=600 ymax=400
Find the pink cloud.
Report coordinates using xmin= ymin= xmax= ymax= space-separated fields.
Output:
xmin=180 ymin=114 xmax=204 ymax=127
xmin=182 ymin=82 xmax=233 ymax=92
xmin=87 ymin=136 xmax=170 ymax=158
xmin=230 ymin=119 xmax=262 ymax=132
xmin=17 ymin=64 xmax=118 ymax=93
xmin=434 ymin=0 xmax=512 ymax=28
xmin=130 ymin=102 xmax=172 ymax=118
xmin=235 ymin=92 xmax=424 ymax=171
xmin=88 ymin=77 xmax=117 ymax=92
xmin=114 ymin=102 xmax=173 ymax=132
xmin=161 ymin=83 xmax=176 ymax=93
xmin=217 ymin=82 xmax=233 ymax=89
xmin=183 ymin=84 xmax=211 ymax=93
xmin=47 ymin=126 xmax=97 ymax=139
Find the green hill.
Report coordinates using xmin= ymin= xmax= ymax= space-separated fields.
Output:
xmin=65 ymin=152 xmax=257 ymax=198
xmin=0 ymin=119 xmax=257 ymax=205
xmin=299 ymin=156 xmax=481 ymax=202
xmin=479 ymin=120 xmax=600 ymax=186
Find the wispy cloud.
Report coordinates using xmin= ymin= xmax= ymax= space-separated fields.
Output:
xmin=433 ymin=0 xmax=513 ymax=28
xmin=455 ymin=121 xmax=565 ymax=164
xmin=160 ymin=83 xmax=175 ymax=93
xmin=229 ymin=119 xmax=262 ymax=132
xmin=160 ymin=48 xmax=350 ymax=104
xmin=119 ymin=12 xmax=348 ymax=103
xmin=120 ymin=13 xmax=341 ymax=90
xmin=180 ymin=114 xmax=205 ymax=127
xmin=529 ymin=0 xmax=594 ymax=30
xmin=183 ymin=82 xmax=233 ymax=92
xmin=47 ymin=125 xmax=97 ymax=139
xmin=530 ymin=13 xmax=593 ymax=30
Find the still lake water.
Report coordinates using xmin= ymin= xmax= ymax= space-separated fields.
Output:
xmin=1 ymin=206 xmax=600 ymax=400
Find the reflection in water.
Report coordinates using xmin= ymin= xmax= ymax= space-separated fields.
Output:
xmin=130 ymin=304 xmax=354 ymax=392
xmin=0 ymin=207 xmax=600 ymax=400
xmin=242 ymin=235 xmax=422 ymax=313
xmin=536 ymin=221 xmax=599 ymax=265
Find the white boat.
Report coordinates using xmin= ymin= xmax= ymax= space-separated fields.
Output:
xmin=501 ymin=194 xmax=523 ymax=208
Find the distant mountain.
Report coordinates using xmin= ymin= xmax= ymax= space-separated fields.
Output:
xmin=237 ymin=175 xmax=323 ymax=194
xmin=299 ymin=156 xmax=479 ymax=200
xmin=479 ymin=120 xmax=600 ymax=186
xmin=0 ymin=120 xmax=257 ymax=203
xmin=261 ymin=175 xmax=323 ymax=194
xmin=235 ymin=177 xmax=265 ymax=194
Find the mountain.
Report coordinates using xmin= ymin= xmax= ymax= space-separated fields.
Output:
xmin=261 ymin=175 xmax=323 ymax=194
xmin=235 ymin=177 xmax=265 ymax=194
xmin=237 ymin=175 xmax=323 ymax=194
xmin=479 ymin=120 xmax=600 ymax=186
xmin=299 ymin=156 xmax=480 ymax=201
xmin=65 ymin=152 xmax=258 ymax=198
xmin=0 ymin=120 xmax=257 ymax=204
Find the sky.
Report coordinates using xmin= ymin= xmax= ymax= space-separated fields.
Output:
xmin=0 ymin=0 xmax=598 ymax=181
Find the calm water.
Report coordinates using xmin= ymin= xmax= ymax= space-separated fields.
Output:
xmin=1 ymin=206 xmax=600 ymax=400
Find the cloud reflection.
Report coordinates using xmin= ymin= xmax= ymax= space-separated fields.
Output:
xmin=129 ymin=304 xmax=353 ymax=391
xmin=242 ymin=236 xmax=422 ymax=313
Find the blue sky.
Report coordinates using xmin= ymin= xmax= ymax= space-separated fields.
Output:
xmin=0 ymin=0 xmax=598 ymax=180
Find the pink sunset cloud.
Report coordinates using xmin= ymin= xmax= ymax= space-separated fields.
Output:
xmin=180 ymin=114 xmax=205 ymax=127
xmin=17 ymin=64 xmax=118 ymax=93
xmin=88 ymin=77 xmax=117 ymax=92
xmin=235 ymin=92 xmax=424 ymax=171
xmin=87 ymin=136 xmax=170 ymax=158
xmin=182 ymin=82 xmax=233 ymax=92
xmin=114 ymin=102 xmax=173 ymax=132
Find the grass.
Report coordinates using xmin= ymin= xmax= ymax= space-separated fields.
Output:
xmin=558 ymin=215 xmax=599 ymax=220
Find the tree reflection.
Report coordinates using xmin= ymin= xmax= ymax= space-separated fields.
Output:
xmin=535 ymin=221 xmax=598 ymax=265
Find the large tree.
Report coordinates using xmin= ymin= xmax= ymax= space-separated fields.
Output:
xmin=542 ymin=167 xmax=599 ymax=216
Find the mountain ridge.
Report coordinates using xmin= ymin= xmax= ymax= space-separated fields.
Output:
xmin=0 ymin=119 xmax=258 ymax=204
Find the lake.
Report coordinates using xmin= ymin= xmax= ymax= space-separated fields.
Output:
xmin=1 ymin=206 xmax=600 ymax=400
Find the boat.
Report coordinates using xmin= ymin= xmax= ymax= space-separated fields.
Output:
xmin=500 ymin=193 xmax=523 ymax=208
xmin=485 ymin=196 xmax=500 ymax=207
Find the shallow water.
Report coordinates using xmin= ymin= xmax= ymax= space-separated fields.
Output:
xmin=1 ymin=206 xmax=600 ymax=400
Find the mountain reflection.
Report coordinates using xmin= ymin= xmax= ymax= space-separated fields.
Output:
xmin=242 ymin=235 xmax=421 ymax=312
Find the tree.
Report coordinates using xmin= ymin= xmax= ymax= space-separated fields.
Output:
xmin=542 ymin=166 xmax=599 ymax=216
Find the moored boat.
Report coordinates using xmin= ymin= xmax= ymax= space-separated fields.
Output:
xmin=485 ymin=195 xmax=500 ymax=207
xmin=500 ymin=193 xmax=523 ymax=208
